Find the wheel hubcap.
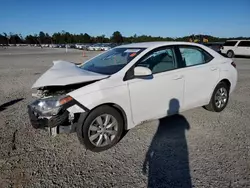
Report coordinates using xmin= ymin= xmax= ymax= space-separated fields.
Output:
xmin=88 ymin=114 xmax=118 ymax=147
xmin=215 ymin=87 xmax=228 ymax=108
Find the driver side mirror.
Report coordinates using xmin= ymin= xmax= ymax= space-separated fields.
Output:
xmin=134 ymin=66 xmax=153 ymax=79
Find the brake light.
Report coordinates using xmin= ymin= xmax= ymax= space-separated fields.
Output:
xmin=231 ymin=62 xmax=236 ymax=68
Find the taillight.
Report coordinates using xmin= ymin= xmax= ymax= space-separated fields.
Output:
xmin=231 ymin=62 xmax=236 ymax=68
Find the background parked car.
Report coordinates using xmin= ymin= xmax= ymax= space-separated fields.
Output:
xmin=75 ymin=43 xmax=83 ymax=49
xmin=88 ymin=43 xmax=102 ymax=51
xmin=101 ymin=43 xmax=114 ymax=51
xmin=221 ymin=40 xmax=250 ymax=58
xmin=57 ymin=44 xmax=65 ymax=48
xmin=49 ymin=44 xmax=59 ymax=48
xmin=82 ymin=44 xmax=91 ymax=50
xmin=75 ymin=44 xmax=88 ymax=50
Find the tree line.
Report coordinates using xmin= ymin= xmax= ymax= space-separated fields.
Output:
xmin=0 ymin=30 xmax=250 ymax=45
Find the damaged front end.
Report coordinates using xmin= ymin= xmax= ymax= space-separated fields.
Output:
xmin=27 ymin=60 xmax=107 ymax=136
xmin=28 ymin=84 xmax=89 ymax=136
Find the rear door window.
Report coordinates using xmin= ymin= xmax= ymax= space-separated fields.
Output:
xmin=238 ymin=41 xmax=250 ymax=47
xmin=178 ymin=46 xmax=213 ymax=67
xmin=223 ymin=41 xmax=237 ymax=46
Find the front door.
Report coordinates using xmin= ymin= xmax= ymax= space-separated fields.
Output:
xmin=127 ymin=47 xmax=184 ymax=125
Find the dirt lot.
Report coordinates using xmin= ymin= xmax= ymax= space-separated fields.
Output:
xmin=0 ymin=47 xmax=249 ymax=188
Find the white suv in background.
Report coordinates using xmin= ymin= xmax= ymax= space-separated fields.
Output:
xmin=221 ymin=40 xmax=250 ymax=58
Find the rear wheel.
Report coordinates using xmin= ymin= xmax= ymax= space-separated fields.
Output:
xmin=77 ymin=105 xmax=124 ymax=152
xmin=227 ymin=50 xmax=234 ymax=58
xmin=204 ymin=82 xmax=230 ymax=112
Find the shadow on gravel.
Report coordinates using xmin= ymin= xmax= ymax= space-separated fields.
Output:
xmin=0 ymin=98 xmax=24 ymax=112
xmin=143 ymin=98 xmax=192 ymax=188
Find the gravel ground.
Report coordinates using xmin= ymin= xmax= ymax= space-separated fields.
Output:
xmin=0 ymin=47 xmax=249 ymax=188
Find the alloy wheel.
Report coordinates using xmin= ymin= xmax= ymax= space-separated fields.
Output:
xmin=215 ymin=87 xmax=228 ymax=109
xmin=88 ymin=114 xmax=118 ymax=147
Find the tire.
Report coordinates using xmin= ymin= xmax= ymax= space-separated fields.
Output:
xmin=77 ymin=105 xmax=124 ymax=152
xmin=227 ymin=50 xmax=234 ymax=58
xmin=204 ymin=82 xmax=230 ymax=112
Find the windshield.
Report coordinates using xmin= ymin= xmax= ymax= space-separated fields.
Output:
xmin=80 ymin=47 xmax=145 ymax=75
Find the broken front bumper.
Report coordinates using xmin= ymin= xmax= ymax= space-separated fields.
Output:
xmin=27 ymin=105 xmax=69 ymax=129
xmin=27 ymin=96 xmax=89 ymax=135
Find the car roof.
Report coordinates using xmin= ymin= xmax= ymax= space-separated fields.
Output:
xmin=116 ymin=41 xmax=225 ymax=59
xmin=117 ymin=41 xmax=207 ymax=49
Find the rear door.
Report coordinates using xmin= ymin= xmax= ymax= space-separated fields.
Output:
xmin=176 ymin=45 xmax=220 ymax=110
xmin=236 ymin=41 xmax=250 ymax=56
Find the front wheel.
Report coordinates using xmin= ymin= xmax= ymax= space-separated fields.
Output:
xmin=77 ymin=105 xmax=124 ymax=152
xmin=204 ymin=82 xmax=230 ymax=112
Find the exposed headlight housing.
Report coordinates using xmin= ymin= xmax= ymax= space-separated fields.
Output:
xmin=30 ymin=95 xmax=73 ymax=116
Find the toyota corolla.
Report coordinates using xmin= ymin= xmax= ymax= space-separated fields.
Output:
xmin=28 ymin=42 xmax=237 ymax=152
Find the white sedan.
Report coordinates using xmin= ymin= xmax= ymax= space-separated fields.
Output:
xmin=28 ymin=42 xmax=237 ymax=152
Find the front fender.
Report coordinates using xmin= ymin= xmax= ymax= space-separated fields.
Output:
xmin=68 ymin=84 xmax=135 ymax=129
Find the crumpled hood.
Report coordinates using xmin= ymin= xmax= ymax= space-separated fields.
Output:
xmin=32 ymin=60 xmax=108 ymax=88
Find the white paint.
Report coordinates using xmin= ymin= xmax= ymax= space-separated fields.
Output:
xmin=127 ymin=68 xmax=184 ymax=124
xmin=32 ymin=60 xmax=108 ymax=88
xmin=32 ymin=42 xmax=238 ymax=130
xmin=67 ymin=104 xmax=85 ymax=113
xmin=134 ymin=66 xmax=152 ymax=76
xmin=182 ymin=62 xmax=220 ymax=109
xmin=221 ymin=40 xmax=250 ymax=56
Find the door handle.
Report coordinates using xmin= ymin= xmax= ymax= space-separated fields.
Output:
xmin=210 ymin=67 xmax=218 ymax=71
xmin=172 ymin=75 xmax=183 ymax=80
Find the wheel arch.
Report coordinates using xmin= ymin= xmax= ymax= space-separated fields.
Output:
xmin=219 ymin=78 xmax=231 ymax=90
xmin=204 ymin=79 xmax=231 ymax=112
xmin=206 ymin=78 xmax=231 ymax=105
xmin=213 ymin=79 xmax=231 ymax=95
xmin=84 ymin=103 xmax=128 ymax=130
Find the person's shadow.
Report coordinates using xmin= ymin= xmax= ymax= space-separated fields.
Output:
xmin=143 ymin=98 xmax=192 ymax=188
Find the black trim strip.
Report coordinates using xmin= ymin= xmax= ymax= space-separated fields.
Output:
xmin=73 ymin=99 xmax=90 ymax=112
xmin=62 ymin=99 xmax=90 ymax=112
